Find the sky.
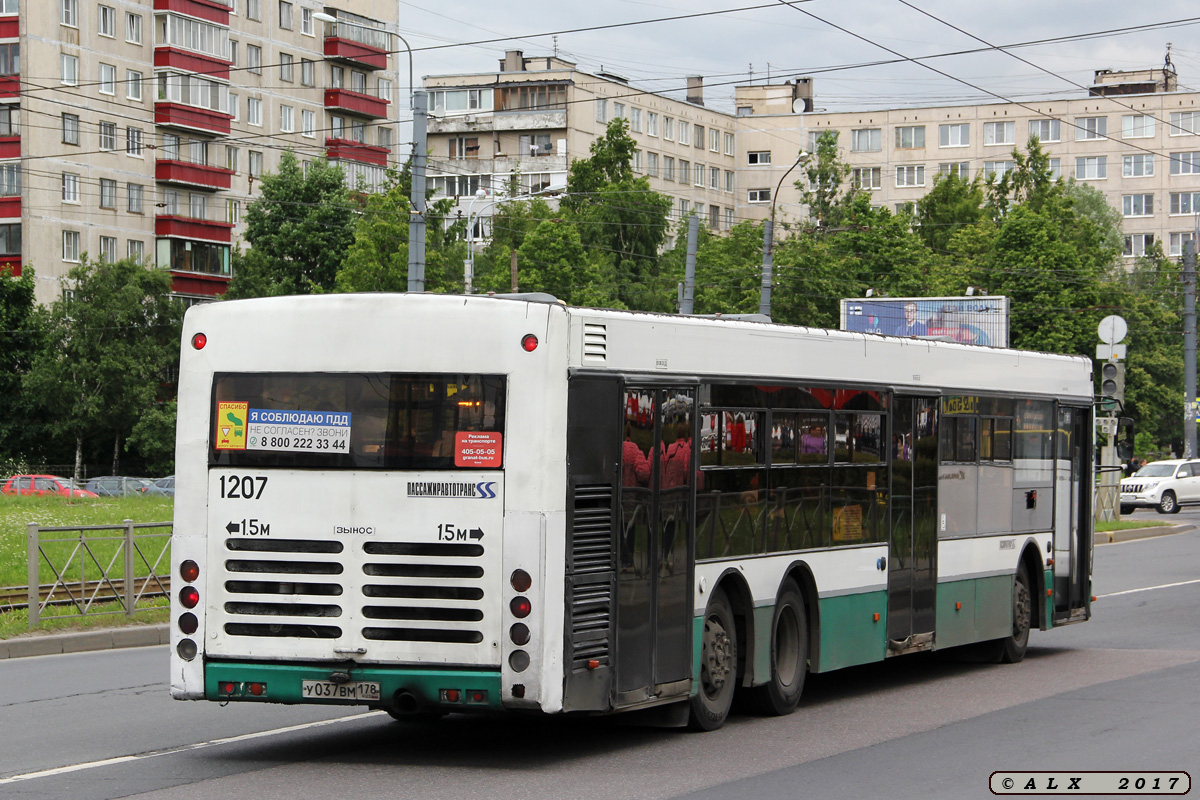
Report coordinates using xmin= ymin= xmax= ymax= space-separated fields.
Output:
xmin=395 ymin=0 xmax=1200 ymax=115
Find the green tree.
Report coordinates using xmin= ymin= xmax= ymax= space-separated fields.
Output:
xmin=562 ymin=119 xmax=673 ymax=308
xmin=0 ymin=268 xmax=43 ymax=461
xmin=24 ymin=257 xmax=182 ymax=480
xmin=227 ymin=152 xmax=356 ymax=298
xmin=799 ymin=131 xmax=851 ymax=227
xmin=915 ymin=172 xmax=986 ymax=254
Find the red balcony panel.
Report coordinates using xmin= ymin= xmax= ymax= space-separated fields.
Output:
xmin=0 ymin=137 xmax=18 ymax=160
xmin=0 ymin=256 xmax=19 ymax=277
xmin=0 ymin=18 xmax=17 ymax=39
xmin=170 ymin=270 xmax=229 ymax=297
xmin=155 ymin=102 xmax=232 ymax=136
xmin=156 ymin=215 xmax=234 ymax=244
xmin=323 ymin=37 xmax=387 ymax=71
xmin=154 ymin=47 xmax=231 ymax=81
xmin=325 ymin=138 xmax=390 ymax=167
xmin=156 ymin=159 xmax=235 ymax=191
xmin=153 ymin=0 xmax=230 ymax=26
xmin=324 ymin=88 xmax=390 ymax=120
xmin=0 ymin=76 xmax=18 ymax=99
xmin=0 ymin=195 xmax=18 ymax=218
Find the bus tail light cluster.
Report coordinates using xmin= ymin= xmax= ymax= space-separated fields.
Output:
xmin=438 ymin=688 xmax=489 ymax=705
xmin=218 ymin=681 xmax=268 ymax=698
xmin=508 ymin=569 xmax=532 ymax=673
xmin=176 ymin=559 xmax=201 ymax=662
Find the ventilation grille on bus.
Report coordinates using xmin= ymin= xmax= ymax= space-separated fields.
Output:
xmin=359 ymin=541 xmax=486 ymax=644
xmin=570 ymin=582 xmax=611 ymax=669
xmin=582 ymin=322 xmax=608 ymax=364
xmin=222 ymin=538 xmax=345 ymax=638
xmin=571 ymin=485 xmax=613 ymax=574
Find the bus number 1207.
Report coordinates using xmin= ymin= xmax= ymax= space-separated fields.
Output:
xmin=220 ymin=475 xmax=268 ymax=499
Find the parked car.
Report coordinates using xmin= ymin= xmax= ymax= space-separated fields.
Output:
xmin=146 ymin=476 xmax=175 ymax=497
xmin=2 ymin=474 xmax=100 ymax=498
xmin=1119 ymin=459 xmax=1200 ymax=514
xmin=83 ymin=475 xmax=153 ymax=498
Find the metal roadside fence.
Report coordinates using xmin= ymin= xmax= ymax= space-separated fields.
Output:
xmin=26 ymin=520 xmax=172 ymax=630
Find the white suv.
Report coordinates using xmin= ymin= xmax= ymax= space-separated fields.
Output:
xmin=1120 ymin=459 xmax=1200 ymax=514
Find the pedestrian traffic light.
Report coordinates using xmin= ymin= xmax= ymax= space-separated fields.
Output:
xmin=1101 ymin=361 xmax=1125 ymax=405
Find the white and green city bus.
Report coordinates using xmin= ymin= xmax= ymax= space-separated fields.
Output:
xmin=170 ymin=293 xmax=1093 ymax=730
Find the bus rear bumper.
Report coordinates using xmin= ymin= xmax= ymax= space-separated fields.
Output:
xmin=204 ymin=660 xmax=503 ymax=712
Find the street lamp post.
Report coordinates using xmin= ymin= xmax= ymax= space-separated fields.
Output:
xmin=463 ymin=182 xmax=568 ymax=293
xmin=760 ymin=147 xmax=809 ymax=317
xmin=313 ymin=12 xmax=426 ymax=291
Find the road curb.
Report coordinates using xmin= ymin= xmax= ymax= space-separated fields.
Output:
xmin=1095 ymin=522 xmax=1195 ymax=544
xmin=0 ymin=624 xmax=169 ymax=660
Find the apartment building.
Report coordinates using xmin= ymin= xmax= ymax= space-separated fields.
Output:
xmin=6 ymin=0 xmax=401 ymax=305
xmin=424 ymin=51 xmax=739 ymax=243
xmin=735 ymin=68 xmax=1200 ymax=260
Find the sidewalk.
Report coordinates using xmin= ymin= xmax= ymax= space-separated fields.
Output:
xmin=1094 ymin=520 xmax=1195 ymax=544
xmin=0 ymin=623 xmax=168 ymax=660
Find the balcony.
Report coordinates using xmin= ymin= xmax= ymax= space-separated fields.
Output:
xmin=0 ymin=75 xmax=17 ymax=99
xmin=154 ymin=47 xmax=231 ymax=82
xmin=0 ymin=136 xmax=18 ymax=160
xmin=156 ymin=214 xmax=234 ymax=244
xmin=324 ymin=138 xmax=390 ymax=167
xmin=0 ymin=195 xmax=18 ymax=218
xmin=155 ymin=102 xmax=232 ymax=137
xmin=324 ymin=88 xmax=389 ymax=119
xmin=156 ymin=159 xmax=235 ymax=191
xmin=169 ymin=270 xmax=229 ymax=298
xmin=323 ymin=21 xmax=389 ymax=71
xmin=0 ymin=18 xmax=17 ymax=38
xmin=153 ymin=0 xmax=230 ymax=26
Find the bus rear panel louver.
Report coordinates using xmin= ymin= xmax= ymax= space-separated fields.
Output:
xmin=222 ymin=538 xmax=345 ymax=638
xmin=569 ymin=485 xmax=614 ymax=669
xmin=360 ymin=541 xmax=486 ymax=644
xmin=582 ymin=322 xmax=608 ymax=365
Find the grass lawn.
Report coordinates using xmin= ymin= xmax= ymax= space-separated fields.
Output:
xmin=1095 ymin=517 xmax=1175 ymax=532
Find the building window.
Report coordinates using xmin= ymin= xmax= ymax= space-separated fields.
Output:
xmin=302 ymin=109 xmax=315 ymax=138
xmin=0 ymin=222 xmax=19 ymax=257
xmin=127 ymin=239 xmax=144 ymax=261
xmin=127 ymin=183 xmax=143 ymax=213
xmin=709 ymin=165 xmax=719 ymax=189
xmin=126 ymin=126 xmax=142 ymax=155
xmin=98 ymin=4 xmax=115 ymax=36
xmin=247 ymin=97 xmax=261 ymax=126
xmin=1123 ymin=114 xmax=1155 ymax=138
xmin=99 ymin=236 xmax=117 ymax=262
xmin=247 ymin=45 xmax=261 ymax=74
xmin=595 ymin=98 xmax=606 ymax=123
xmin=1169 ymin=152 xmax=1200 ymax=175
xmin=937 ymin=123 xmax=969 ymax=147
xmin=938 ymin=161 xmax=970 ymax=177
xmin=0 ymin=162 xmax=19 ymax=195
xmin=1075 ymin=156 xmax=1107 ymax=180
xmin=228 ymin=92 xmax=238 ymax=121
xmin=895 ymin=164 xmax=925 ymax=187
xmin=249 ymin=150 xmax=263 ymax=177
xmin=1124 ymin=154 xmax=1154 ymax=177
xmin=226 ymin=146 xmax=238 ymax=171
xmin=1124 ymin=233 xmax=1154 ymax=257
xmin=62 ymin=230 xmax=80 ymax=262
xmin=647 ymin=112 xmax=658 ymax=136
xmin=611 ymin=101 xmax=624 ymax=119
xmin=1170 ymin=111 xmax=1200 ymax=136
xmin=1169 ymin=232 xmax=1197 ymax=257
xmin=331 ymin=115 xmax=345 ymax=139
xmin=1122 ymin=194 xmax=1153 ymax=217
xmin=678 ymin=198 xmax=689 ymax=218
xmin=378 ymin=126 xmax=392 ymax=149
xmin=280 ymin=104 xmax=293 ymax=132
xmin=725 ymin=170 xmax=734 ymax=192
xmin=98 ymin=179 xmax=116 ymax=209
xmin=748 ymin=188 xmax=770 ymax=203
xmin=851 ymin=167 xmax=882 ymax=189
xmin=851 ymin=128 xmax=881 ymax=152
xmin=709 ymin=128 xmax=719 ymax=152
xmin=61 ymin=0 xmax=77 ymax=27
xmin=724 ymin=207 xmax=733 ymax=230
xmin=160 ymin=133 xmax=179 ymax=160
xmin=1076 ymin=116 xmax=1107 ymax=140
xmin=301 ymin=7 xmax=313 ymax=35
xmin=0 ymin=106 xmax=15 ymax=136
xmin=98 ymin=121 xmax=116 ymax=150
xmin=693 ymin=162 xmax=704 ymax=186
xmin=247 ymin=0 xmax=260 ymax=21
xmin=645 ymin=151 xmax=658 ymax=178
xmin=724 ymin=131 xmax=734 ymax=156
xmin=279 ymin=1 xmax=292 ymax=29
xmin=983 ymin=121 xmax=1014 ymax=145
xmin=678 ymin=159 xmax=689 ymax=184
xmin=693 ymin=124 xmax=704 ymax=149
xmin=98 ymin=63 xmax=116 ymax=95
xmin=678 ymin=122 xmax=690 ymax=146
xmin=632 ymin=149 xmax=642 ymax=173
xmin=895 ymin=125 xmax=925 ymax=149
xmin=1170 ymin=192 xmax=1200 ymax=215
xmin=1048 ymin=158 xmax=1062 ymax=179
xmin=61 ymin=113 xmax=79 ymax=145
xmin=1028 ymin=119 xmax=1060 ymax=143
xmin=227 ymin=199 xmax=240 ymax=224
xmin=747 ymin=151 xmax=771 ymax=165
xmin=708 ymin=205 xmax=719 ymax=229
xmin=663 ymin=156 xmax=674 ymax=182
xmin=61 ymin=53 xmax=78 ymax=85
xmin=280 ymin=53 xmax=293 ymax=82
xmin=630 ymin=107 xmax=641 ymax=133
xmin=188 ymin=138 xmax=208 ymax=166
xmin=301 ymin=58 xmax=314 ymax=87
xmin=663 ymin=117 xmax=674 ymax=141
xmin=0 ymin=43 xmax=15 ymax=76
xmin=984 ymin=160 xmax=1015 ymax=178
xmin=126 ymin=70 xmax=143 ymax=100
xmin=229 ymin=40 xmax=238 ymax=66
xmin=126 ymin=12 xmax=142 ymax=43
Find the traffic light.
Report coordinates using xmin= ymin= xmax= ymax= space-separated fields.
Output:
xmin=1101 ymin=361 xmax=1125 ymax=405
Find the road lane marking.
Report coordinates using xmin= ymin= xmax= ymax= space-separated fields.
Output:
xmin=0 ymin=712 xmax=376 ymax=786
xmin=1098 ymin=578 xmax=1200 ymax=598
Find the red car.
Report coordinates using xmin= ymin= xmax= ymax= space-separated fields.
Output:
xmin=2 ymin=474 xmax=100 ymax=498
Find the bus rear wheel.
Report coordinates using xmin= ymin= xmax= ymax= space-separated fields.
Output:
xmin=748 ymin=581 xmax=807 ymax=716
xmin=689 ymin=588 xmax=738 ymax=731
xmin=997 ymin=564 xmax=1032 ymax=663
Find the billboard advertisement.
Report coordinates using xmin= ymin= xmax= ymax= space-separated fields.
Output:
xmin=839 ymin=296 xmax=1010 ymax=348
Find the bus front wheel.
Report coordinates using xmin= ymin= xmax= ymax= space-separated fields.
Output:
xmin=747 ymin=581 xmax=807 ymax=716
xmin=689 ymin=588 xmax=738 ymax=731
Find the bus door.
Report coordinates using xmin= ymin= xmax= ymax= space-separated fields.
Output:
xmin=887 ymin=396 xmax=938 ymax=653
xmin=1053 ymin=406 xmax=1091 ymax=621
xmin=617 ymin=386 xmax=695 ymax=704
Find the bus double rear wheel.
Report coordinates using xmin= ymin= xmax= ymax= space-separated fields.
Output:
xmin=689 ymin=589 xmax=737 ymax=731
xmin=747 ymin=580 xmax=807 ymax=716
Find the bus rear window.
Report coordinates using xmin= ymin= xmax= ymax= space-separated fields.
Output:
xmin=210 ymin=373 xmax=505 ymax=470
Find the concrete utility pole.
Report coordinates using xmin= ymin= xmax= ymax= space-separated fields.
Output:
xmin=759 ymin=219 xmax=773 ymax=318
xmin=408 ymin=90 xmax=428 ymax=292
xmin=1184 ymin=239 xmax=1197 ymax=458
xmin=681 ymin=214 xmax=698 ymax=314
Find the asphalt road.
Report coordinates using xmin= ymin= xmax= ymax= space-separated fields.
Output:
xmin=1 ymin=528 xmax=1197 ymax=800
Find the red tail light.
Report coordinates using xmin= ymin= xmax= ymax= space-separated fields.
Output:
xmin=179 ymin=586 xmax=200 ymax=609
xmin=510 ymin=596 xmax=531 ymax=618
xmin=192 ymin=332 xmax=207 ymax=350
xmin=521 ymin=334 xmax=538 ymax=352
xmin=180 ymin=560 xmax=200 ymax=582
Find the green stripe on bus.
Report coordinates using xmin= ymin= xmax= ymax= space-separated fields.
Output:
xmin=814 ymin=591 xmax=888 ymax=672
xmin=935 ymin=575 xmax=1015 ymax=649
xmin=205 ymin=661 xmax=503 ymax=709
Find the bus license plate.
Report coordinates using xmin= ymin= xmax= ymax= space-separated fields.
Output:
xmin=301 ymin=680 xmax=380 ymax=701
